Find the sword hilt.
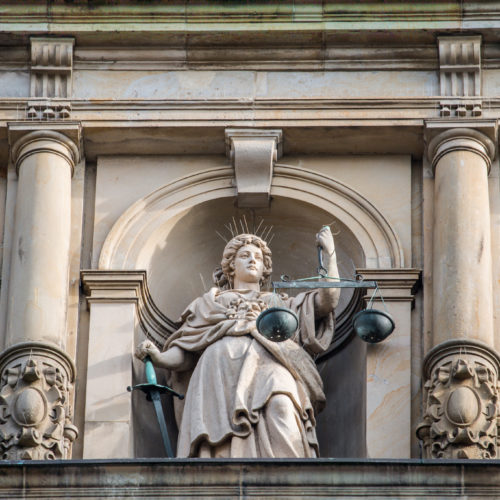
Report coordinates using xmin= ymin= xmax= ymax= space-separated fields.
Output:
xmin=127 ymin=355 xmax=184 ymax=400
xmin=144 ymin=356 xmax=158 ymax=385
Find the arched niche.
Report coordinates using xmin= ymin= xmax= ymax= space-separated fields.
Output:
xmin=98 ymin=165 xmax=405 ymax=458
xmin=98 ymin=164 xmax=404 ymax=350
xmin=99 ymin=165 xmax=403 ymax=276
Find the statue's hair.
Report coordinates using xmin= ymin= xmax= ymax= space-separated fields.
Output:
xmin=213 ymin=234 xmax=272 ymax=290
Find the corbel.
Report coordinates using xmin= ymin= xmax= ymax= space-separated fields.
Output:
xmin=27 ymin=37 xmax=75 ymax=120
xmin=438 ymin=36 xmax=482 ymax=118
xmin=225 ymin=128 xmax=283 ymax=208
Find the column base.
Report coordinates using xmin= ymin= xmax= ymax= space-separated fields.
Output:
xmin=0 ymin=342 xmax=78 ymax=460
xmin=417 ymin=339 xmax=500 ymax=459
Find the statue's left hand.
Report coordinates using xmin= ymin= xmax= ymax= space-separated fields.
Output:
xmin=316 ymin=226 xmax=335 ymax=256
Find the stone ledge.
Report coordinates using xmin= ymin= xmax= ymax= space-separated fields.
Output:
xmin=1 ymin=459 xmax=500 ymax=498
xmin=0 ymin=2 xmax=499 ymax=35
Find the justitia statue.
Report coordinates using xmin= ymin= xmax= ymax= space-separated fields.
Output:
xmin=136 ymin=226 xmax=339 ymax=458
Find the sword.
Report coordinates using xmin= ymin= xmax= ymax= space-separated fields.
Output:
xmin=127 ymin=355 xmax=184 ymax=458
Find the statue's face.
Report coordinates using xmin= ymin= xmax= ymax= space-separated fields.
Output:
xmin=233 ymin=244 xmax=264 ymax=284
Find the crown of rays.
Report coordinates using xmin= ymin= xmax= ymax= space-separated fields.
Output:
xmin=215 ymin=216 xmax=274 ymax=244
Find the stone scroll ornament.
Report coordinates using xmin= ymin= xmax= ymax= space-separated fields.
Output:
xmin=417 ymin=340 xmax=500 ymax=459
xmin=0 ymin=343 xmax=78 ymax=460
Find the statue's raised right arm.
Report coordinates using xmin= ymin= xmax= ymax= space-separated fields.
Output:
xmin=314 ymin=225 xmax=340 ymax=317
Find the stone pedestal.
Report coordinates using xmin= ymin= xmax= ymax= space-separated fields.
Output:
xmin=0 ymin=124 xmax=81 ymax=460
xmin=417 ymin=124 xmax=499 ymax=458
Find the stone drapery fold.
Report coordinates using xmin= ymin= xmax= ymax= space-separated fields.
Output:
xmin=164 ymin=288 xmax=334 ymax=458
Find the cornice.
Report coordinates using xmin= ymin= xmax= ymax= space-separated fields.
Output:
xmin=2 ymin=98 xmax=500 ymax=122
xmin=0 ymin=101 xmax=498 ymax=159
xmin=1 ymin=2 xmax=500 ymax=33
xmin=2 ymin=97 xmax=500 ymax=118
xmin=355 ymin=268 xmax=421 ymax=303
xmin=0 ymin=98 xmax=450 ymax=127
xmin=5 ymin=459 xmax=500 ymax=498
xmin=80 ymin=270 xmax=177 ymax=349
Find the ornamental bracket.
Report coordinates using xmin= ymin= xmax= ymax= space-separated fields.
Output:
xmin=438 ymin=36 xmax=482 ymax=118
xmin=225 ymin=128 xmax=283 ymax=208
xmin=28 ymin=37 xmax=75 ymax=120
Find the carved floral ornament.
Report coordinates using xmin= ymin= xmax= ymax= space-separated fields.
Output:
xmin=0 ymin=343 xmax=77 ymax=460
xmin=417 ymin=340 xmax=500 ymax=459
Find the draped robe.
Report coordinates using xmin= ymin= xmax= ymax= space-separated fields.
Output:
xmin=164 ymin=287 xmax=334 ymax=458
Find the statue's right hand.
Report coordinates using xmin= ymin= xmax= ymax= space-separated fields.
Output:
xmin=135 ymin=340 xmax=161 ymax=364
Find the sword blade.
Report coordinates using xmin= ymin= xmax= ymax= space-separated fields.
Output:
xmin=150 ymin=390 xmax=174 ymax=458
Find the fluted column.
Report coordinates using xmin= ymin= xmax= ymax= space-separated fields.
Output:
xmin=417 ymin=125 xmax=499 ymax=459
xmin=0 ymin=123 xmax=81 ymax=460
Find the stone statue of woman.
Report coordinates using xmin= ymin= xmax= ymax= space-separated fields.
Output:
xmin=136 ymin=226 xmax=339 ymax=458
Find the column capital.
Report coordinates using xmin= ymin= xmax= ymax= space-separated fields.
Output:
xmin=424 ymin=120 xmax=497 ymax=174
xmin=8 ymin=122 xmax=82 ymax=176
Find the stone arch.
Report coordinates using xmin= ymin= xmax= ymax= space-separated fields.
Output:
xmin=99 ymin=165 xmax=404 ymax=271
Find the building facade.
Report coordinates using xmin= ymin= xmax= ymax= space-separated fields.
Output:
xmin=0 ymin=1 xmax=499 ymax=497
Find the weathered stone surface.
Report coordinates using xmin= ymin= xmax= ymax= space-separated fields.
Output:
xmin=1 ymin=459 xmax=500 ymax=499
xmin=0 ymin=342 xmax=77 ymax=460
xmin=417 ymin=340 xmax=500 ymax=460
xmin=0 ymin=0 xmax=499 ymax=468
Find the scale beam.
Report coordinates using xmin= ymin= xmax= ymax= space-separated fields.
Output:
xmin=272 ymin=280 xmax=378 ymax=290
